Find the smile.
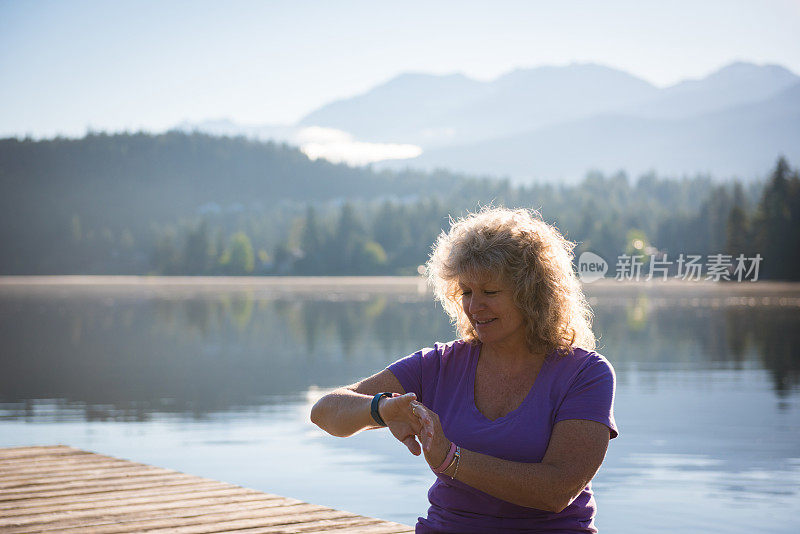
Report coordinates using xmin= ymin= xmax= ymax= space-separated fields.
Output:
xmin=475 ymin=318 xmax=496 ymax=325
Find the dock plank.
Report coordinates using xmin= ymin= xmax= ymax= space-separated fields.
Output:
xmin=0 ymin=465 xmax=172 ymax=487
xmin=0 ymin=475 xmax=224 ymax=502
xmin=0 ymin=457 xmax=139 ymax=473
xmin=0 ymin=485 xmax=262 ymax=514
xmin=0 ymin=446 xmax=413 ymax=533
xmin=0 ymin=446 xmax=88 ymax=460
xmin=0 ymin=493 xmax=292 ymax=526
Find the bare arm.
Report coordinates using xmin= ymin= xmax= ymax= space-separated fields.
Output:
xmin=418 ymin=408 xmax=611 ymax=512
xmin=310 ymin=368 xmax=424 ymax=455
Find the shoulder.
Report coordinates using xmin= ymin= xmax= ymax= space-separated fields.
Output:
xmin=571 ymin=347 xmax=615 ymax=373
xmin=548 ymin=347 xmax=616 ymax=386
xmin=413 ymin=339 xmax=475 ymax=367
xmin=389 ymin=339 xmax=473 ymax=368
xmin=435 ymin=338 xmax=474 ymax=359
xmin=554 ymin=346 xmax=613 ymax=369
xmin=551 ymin=347 xmax=619 ymax=438
xmin=386 ymin=339 xmax=474 ymax=405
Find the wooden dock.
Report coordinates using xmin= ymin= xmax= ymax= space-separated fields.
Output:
xmin=0 ymin=445 xmax=414 ymax=533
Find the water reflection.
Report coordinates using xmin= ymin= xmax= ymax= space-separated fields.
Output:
xmin=0 ymin=286 xmax=798 ymax=420
xmin=593 ymin=296 xmax=800 ymax=396
xmin=2 ymin=283 xmax=797 ymax=533
xmin=0 ymin=291 xmax=452 ymax=419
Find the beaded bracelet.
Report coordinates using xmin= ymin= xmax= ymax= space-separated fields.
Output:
xmin=433 ymin=441 xmax=457 ymax=473
xmin=451 ymin=446 xmax=461 ymax=479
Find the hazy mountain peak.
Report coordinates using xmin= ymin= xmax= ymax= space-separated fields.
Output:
xmin=298 ymin=71 xmax=489 ymax=142
xmin=706 ymin=61 xmax=797 ymax=82
xmin=626 ymin=61 xmax=800 ymax=121
xmin=496 ymin=62 xmax=655 ymax=88
xmin=363 ymin=71 xmax=484 ymax=99
xmin=668 ymin=61 xmax=798 ymax=92
xmin=191 ymin=60 xmax=799 ymax=182
xmin=380 ymin=71 xmax=476 ymax=85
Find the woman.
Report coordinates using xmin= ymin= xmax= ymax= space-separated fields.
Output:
xmin=311 ymin=207 xmax=618 ymax=533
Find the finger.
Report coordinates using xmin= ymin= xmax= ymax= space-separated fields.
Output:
xmin=407 ymin=402 xmax=426 ymax=424
xmin=418 ymin=418 xmax=434 ymax=451
xmin=400 ymin=392 xmax=417 ymax=405
xmin=391 ymin=393 xmax=416 ymax=415
xmin=418 ymin=411 xmax=434 ymax=429
xmin=403 ymin=435 xmax=421 ymax=456
xmin=426 ymin=416 xmax=435 ymax=435
xmin=416 ymin=406 xmax=429 ymax=419
xmin=409 ymin=418 xmax=422 ymax=434
xmin=420 ymin=408 xmax=440 ymax=434
xmin=419 ymin=430 xmax=432 ymax=452
xmin=398 ymin=416 xmax=422 ymax=435
xmin=415 ymin=403 xmax=434 ymax=420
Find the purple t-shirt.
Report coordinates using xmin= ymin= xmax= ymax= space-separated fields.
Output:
xmin=387 ymin=339 xmax=618 ymax=534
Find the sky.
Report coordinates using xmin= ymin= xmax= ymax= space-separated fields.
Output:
xmin=2 ymin=0 xmax=800 ymax=138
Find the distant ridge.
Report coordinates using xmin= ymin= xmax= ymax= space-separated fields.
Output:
xmin=184 ymin=61 xmax=800 ymax=182
xmin=299 ymin=63 xmax=660 ymax=147
xmin=402 ymin=80 xmax=800 ymax=181
xmin=623 ymin=62 xmax=799 ymax=119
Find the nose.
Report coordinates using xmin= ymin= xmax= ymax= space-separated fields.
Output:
xmin=467 ymin=294 xmax=485 ymax=315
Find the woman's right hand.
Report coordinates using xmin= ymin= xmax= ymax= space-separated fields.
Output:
xmin=378 ymin=392 xmax=424 ymax=456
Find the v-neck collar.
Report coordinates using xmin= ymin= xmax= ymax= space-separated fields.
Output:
xmin=468 ymin=342 xmax=549 ymax=423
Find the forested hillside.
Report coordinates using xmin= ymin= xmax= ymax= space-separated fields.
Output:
xmin=1 ymin=132 xmax=798 ymax=279
xmin=0 ymin=132 xmax=458 ymax=274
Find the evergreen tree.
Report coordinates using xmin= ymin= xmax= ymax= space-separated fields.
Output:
xmin=330 ymin=203 xmax=365 ymax=274
xmin=296 ymin=205 xmax=325 ymax=274
xmin=725 ymin=182 xmax=749 ymax=256
xmin=372 ymin=201 xmax=413 ymax=266
xmin=152 ymin=226 xmax=179 ymax=274
xmin=753 ymin=157 xmax=799 ymax=279
xmin=183 ymin=219 xmax=212 ymax=274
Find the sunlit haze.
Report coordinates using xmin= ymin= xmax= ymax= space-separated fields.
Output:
xmin=2 ymin=0 xmax=799 ymax=139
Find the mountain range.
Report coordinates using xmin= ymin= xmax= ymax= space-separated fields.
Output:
xmin=181 ymin=61 xmax=800 ymax=182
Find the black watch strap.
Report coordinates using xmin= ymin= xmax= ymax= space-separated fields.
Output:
xmin=370 ymin=392 xmax=393 ymax=426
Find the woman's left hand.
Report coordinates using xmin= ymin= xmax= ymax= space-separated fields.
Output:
xmin=413 ymin=402 xmax=451 ymax=470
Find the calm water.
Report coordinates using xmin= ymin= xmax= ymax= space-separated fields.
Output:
xmin=1 ymin=279 xmax=799 ymax=533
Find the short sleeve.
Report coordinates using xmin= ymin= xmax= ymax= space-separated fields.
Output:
xmin=554 ymin=354 xmax=619 ymax=439
xmin=385 ymin=345 xmax=443 ymax=407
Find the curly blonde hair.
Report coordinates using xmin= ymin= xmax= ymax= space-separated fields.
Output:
xmin=425 ymin=207 xmax=595 ymax=354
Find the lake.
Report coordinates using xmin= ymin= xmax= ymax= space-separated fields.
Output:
xmin=1 ymin=277 xmax=799 ymax=533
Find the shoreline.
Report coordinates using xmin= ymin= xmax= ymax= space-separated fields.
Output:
xmin=0 ymin=274 xmax=425 ymax=288
xmin=0 ymin=275 xmax=798 ymax=298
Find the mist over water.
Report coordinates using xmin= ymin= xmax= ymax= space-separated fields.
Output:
xmin=1 ymin=282 xmax=798 ymax=533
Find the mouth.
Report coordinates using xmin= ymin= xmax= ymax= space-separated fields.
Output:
xmin=474 ymin=318 xmax=496 ymax=325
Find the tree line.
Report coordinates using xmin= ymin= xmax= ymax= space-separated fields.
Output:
xmin=150 ymin=157 xmax=799 ymax=280
xmin=0 ymin=131 xmax=458 ymax=274
xmin=1 ymin=132 xmax=797 ymax=279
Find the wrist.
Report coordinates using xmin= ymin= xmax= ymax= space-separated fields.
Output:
xmin=433 ymin=441 xmax=457 ymax=473
xmin=377 ymin=396 xmax=389 ymax=423
xmin=442 ymin=446 xmax=462 ymax=479
xmin=370 ymin=392 xmax=392 ymax=426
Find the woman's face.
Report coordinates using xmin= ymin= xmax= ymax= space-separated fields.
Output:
xmin=458 ymin=275 xmax=527 ymax=348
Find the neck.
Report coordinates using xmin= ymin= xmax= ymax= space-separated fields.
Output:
xmin=480 ymin=339 xmax=545 ymax=371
